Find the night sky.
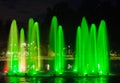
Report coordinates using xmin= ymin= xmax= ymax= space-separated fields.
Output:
xmin=0 ymin=0 xmax=80 ymax=22
xmin=0 ymin=0 xmax=120 ymax=51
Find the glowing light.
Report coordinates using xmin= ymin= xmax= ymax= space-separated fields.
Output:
xmin=46 ymin=64 xmax=50 ymax=70
xmin=84 ymin=72 xmax=87 ymax=75
xmin=92 ymin=70 xmax=95 ymax=72
xmin=74 ymin=17 xmax=109 ymax=76
xmin=67 ymin=64 xmax=72 ymax=69
xmin=5 ymin=16 xmax=109 ymax=76
xmin=100 ymin=71 xmax=103 ymax=74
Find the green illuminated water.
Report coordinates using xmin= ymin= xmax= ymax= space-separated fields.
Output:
xmin=80 ymin=17 xmax=89 ymax=75
xmin=89 ymin=24 xmax=97 ymax=74
xmin=7 ymin=20 xmax=19 ymax=74
xmin=27 ymin=18 xmax=34 ymax=73
xmin=27 ymin=22 xmax=41 ymax=75
xmin=49 ymin=16 xmax=58 ymax=53
xmin=97 ymin=20 xmax=109 ymax=75
xmin=4 ymin=77 xmax=108 ymax=83
xmin=19 ymin=28 xmax=26 ymax=73
xmin=74 ymin=17 xmax=109 ymax=76
xmin=74 ymin=26 xmax=82 ymax=74
xmin=55 ymin=25 xmax=65 ymax=75
xmin=6 ymin=16 xmax=109 ymax=76
xmin=49 ymin=16 xmax=65 ymax=75
xmin=49 ymin=16 xmax=58 ymax=72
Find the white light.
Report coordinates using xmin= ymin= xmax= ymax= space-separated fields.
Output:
xmin=98 ymin=64 xmax=100 ymax=69
xmin=67 ymin=64 xmax=72 ymax=69
xmin=100 ymin=70 xmax=102 ymax=74
xmin=46 ymin=64 xmax=50 ymax=70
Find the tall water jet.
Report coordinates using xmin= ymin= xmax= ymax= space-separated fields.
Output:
xmin=74 ymin=26 xmax=82 ymax=74
xmin=55 ymin=25 xmax=65 ymax=75
xmin=49 ymin=16 xmax=58 ymax=72
xmin=97 ymin=20 xmax=109 ymax=75
xmin=7 ymin=20 xmax=19 ymax=74
xmin=27 ymin=22 xmax=41 ymax=75
xmin=27 ymin=18 xmax=34 ymax=73
xmin=81 ymin=17 xmax=89 ymax=75
xmin=88 ymin=24 xmax=97 ymax=74
xmin=28 ymin=18 xmax=34 ymax=44
xmin=19 ymin=28 xmax=26 ymax=73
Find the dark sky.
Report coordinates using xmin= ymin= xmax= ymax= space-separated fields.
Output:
xmin=0 ymin=0 xmax=80 ymax=23
xmin=0 ymin=0 xmax=120 ymax=50
xmin=0 ymin=0 xmax=117 ymax=22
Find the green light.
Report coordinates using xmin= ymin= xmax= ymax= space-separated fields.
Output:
xmin=49 ymin=16 xmax=58 ymax=73
xmin=92 ymin=70 xmax=95 ymax=72
xmin=100 ymin=71 xmax=102 ymax=73
xmin=19 ymin=28 xmax=26 ymax=73
xmin=73 ymin=68 xmax=77 ymax=72
xmin=49 ymin=16 xmax=66 ymax=75
xmin=6 ymin=16 xmax=109 ymax=76
xmin=74 ymin=26 xmax=81 ymax=74
xmin=88 ymin=24 xmax=97 ymax=74
xmin=84 ymin=72 xmax=87 ymax=75
xmin=13 ymin=70 xmax=16 ymax=73
xmin=74 ymin=17 xmax=109 ymax=76
xmin=56 ymin=25 xmax=65 ymax=75
xmin=55 ymin=78 xmax=63 ymax=83
xmin=97 ymin=20 xmax=109 ymax=75
xmin=81 ymin=17 xmax=89 ymax=75
xmin=7 ymin=19 xmax=19 ymax=74
xmin=27 ymin=21 xmax=41 ymax=73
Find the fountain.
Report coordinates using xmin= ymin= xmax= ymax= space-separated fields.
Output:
xmin=49 ymin=16 xmax=66 ymax=75
xmin=5 ymin=16 xmax=109 ymax=76
xmin=27 ymin=21 xmax=41 ymax=75
xmin=7 ymin=20 xmax=19 ymax=74
xmin=19 ymin=28 xmax=26 ymax=73
xmin=74 ymin=18 xmax=109 ymax=76
xmin=55 ymin=25 xmax=65 ymax=75
xmin=97 ymin=20 xmax=109 ymax=75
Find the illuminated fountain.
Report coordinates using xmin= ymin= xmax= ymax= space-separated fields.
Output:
xmin=27 ymin=20 xmax=41 ymax=75
xmin=49 ymin=16 xmax=66 ymax=75
xmin=97 ymin=20 xmax=109 ymax=75
xmin=5 ymin=16 xmax=109 ymax=76
xmin=7 ymin=20 xmax=19 ymax=74
xmin=74 ymin=17 xmax=109 ymax=76
xmin=19 ymin=28 xmax=26 ymax=73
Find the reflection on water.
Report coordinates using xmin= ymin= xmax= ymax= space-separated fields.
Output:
xmin=0 ymin=76 xmax=112 ymax=83
xmin=55 ymin=78 xmax=64 ymax=83
xmin=9 ymin=77 xmax=25 ymax=83
xmin=76 ymin=77 xmax=107 ymax=83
